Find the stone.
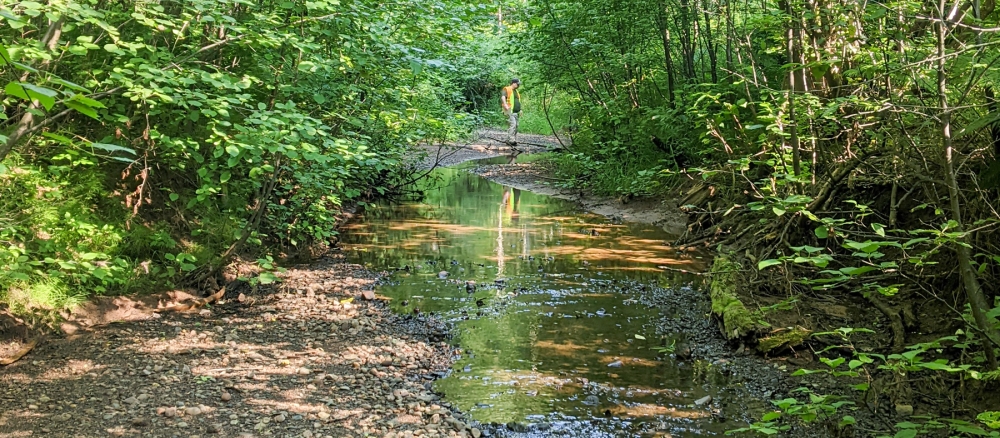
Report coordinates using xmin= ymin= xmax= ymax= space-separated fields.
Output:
xmin=694 ymin=395 xmax=712 ymax=406
xmin=471 ymin=428 xmax=482 ymax=438
xmin=607 ymin=361 xmax=623 ymax=368
xmin=221 ymin=392 xmax=232 ymax=402
xmin=895 ymin=404 xmax=914 ymax=417
xmin=186 ymin=407 xmax=202 ymax=416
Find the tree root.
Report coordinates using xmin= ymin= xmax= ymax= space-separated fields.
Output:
xmin=0 ymin=338 xmax=38 ymax=366
xmin=865 ymin=293 xmax=906 ymax=351
xmin=154 ymin=286 xmax=227 ymax=313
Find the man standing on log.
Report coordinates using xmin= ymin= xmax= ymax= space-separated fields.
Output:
xmin=501 ymin=78 xmax=521 ymax=146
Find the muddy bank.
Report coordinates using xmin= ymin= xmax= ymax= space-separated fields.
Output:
xmin=415 ymin=128 xmax=560 ymax=169
xmin=0 ymin=254 xmax=481 ymax=438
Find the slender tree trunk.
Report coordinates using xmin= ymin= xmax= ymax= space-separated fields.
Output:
xmin=785 ymin=0 xmax=801 ymax=176
xmin=679 ymin=0 xmax=696 ymax=79
xmin=725 ymin=0 xmax=734 ymax=79
xmin=0 ymin=17 xmax=65 ymax=162
xmin=656 ymin=4 xmax=677 ymax=105
xmin=703 ymin=1 xmax=718 ymax=83
xmin=936 ymin=0 xmax=1000 ymax=370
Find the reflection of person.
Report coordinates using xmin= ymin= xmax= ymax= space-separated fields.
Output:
xmin=500 ymin=78 xmax=521 ymax=145
xmin=502 ymin=187 xmax=521 ymax=223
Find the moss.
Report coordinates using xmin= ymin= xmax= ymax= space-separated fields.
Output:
xmin=710 ymin=255 xmax=764 ymax=339
xmin=757 ymin=326 xmax=812 ymax=354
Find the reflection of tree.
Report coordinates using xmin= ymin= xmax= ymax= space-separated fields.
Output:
xmin=497 ymin=185 xmax=523 ymax=279
xmin=436 ymin=304 xmax=549 ymax=422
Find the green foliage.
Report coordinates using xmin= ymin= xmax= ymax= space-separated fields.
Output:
xmin=1 ymin=0 xmax=493 ymax=314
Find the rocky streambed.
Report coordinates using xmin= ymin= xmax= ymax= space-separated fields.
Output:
xmin=0 ymin=255 xmax=480 ymax=438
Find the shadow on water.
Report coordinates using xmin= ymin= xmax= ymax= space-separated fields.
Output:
xmin=341 ymin=159 xmax=777 ymax=437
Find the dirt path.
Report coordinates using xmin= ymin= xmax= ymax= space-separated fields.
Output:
xmin=0 ymin=254 xmax=481 ymax=438
xmin=415 ymin=128 xmax=559 ymax=169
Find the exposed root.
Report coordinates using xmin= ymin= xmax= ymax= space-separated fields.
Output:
xmin=865 ymin=293 xmax=906 ymax=351
xmin=0 ymin=338 xmax=38 ymax=366
xmin=154 ymin=286 xmax=227 ymax=313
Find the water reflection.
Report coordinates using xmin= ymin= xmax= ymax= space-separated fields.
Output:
xmin=341 ymin=162 xmax=732 ymax=434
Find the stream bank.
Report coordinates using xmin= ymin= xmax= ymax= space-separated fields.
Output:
xmin=0 ymin=255 xmax=478 ymax=438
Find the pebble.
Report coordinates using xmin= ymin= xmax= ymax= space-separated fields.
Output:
xmin=221 ymin=392 xmax=232 ymax=401
xmin=694 ymin=395 xmax=713 ymax=406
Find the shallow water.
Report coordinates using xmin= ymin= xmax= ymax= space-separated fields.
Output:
xmin=342 ymin=160 xmax=759 ymax=436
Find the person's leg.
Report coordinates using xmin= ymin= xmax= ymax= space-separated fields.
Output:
xmin=513 ymin=113 xmax=519 ymax=144
xmin=507 ymin=112 xmax=518 ymax=144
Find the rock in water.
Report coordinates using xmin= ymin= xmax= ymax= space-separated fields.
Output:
xmin=694 ymin=395 xmax=712 ymax=406
xmin=607 ymin=360 xmax=623 ymax=368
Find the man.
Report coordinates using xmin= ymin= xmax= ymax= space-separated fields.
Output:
xmin=500 ymin=78 xmax=521 ymax=145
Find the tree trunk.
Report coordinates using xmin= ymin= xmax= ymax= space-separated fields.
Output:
xmin=784 ymin=0 xmax=801 ymax=176
xmin=656 ymin=4 xmax=677 ymax=105
xmin=936 ymin=0 xmax=1000 ymax=370
xmin=0 ymin=17 xmax=65 ymax=163
xmin=703 ymin=1 xmax=718 ymax=83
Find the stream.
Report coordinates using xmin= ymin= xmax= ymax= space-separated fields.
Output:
xmin=341 ymin=157 xmax=784 ymax=437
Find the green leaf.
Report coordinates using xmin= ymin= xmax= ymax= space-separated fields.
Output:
xmin=758 ymin=259 xmax=782 ymax=270
xmin=90 ymin=143 xmax=137 ymax=156
xmin=313 ymin=94 xmax=327 ymax=104
xmin=873 ymin=223 xmax=886 ymax=237
xmin=258 ymin=272 xmax=279 ymax=284
xmin=839 ymin=416 xmax=856 ymax=427
xmin=5 ymin=82 xmax=58 ymax=110
xmin=772 ymin=206 xmax=786 ymax=216
xmin=761 ymin=411 xmax=782 ymax=421
xmin=64 ymin=100 xmax=99 ymax=119
xmin=220 ymin=171 xmax=232 ymax=183
xmin=814 ymin=226 xmax=829 ymax=238
xmin=634 ymin=334 xmax=646 ymax=340
xmin=69 ymin=94 xmax=105 ymax=108
xmin=410 ymin=59 xmax=423 ymax=76
xmin=894 ymin=429 xmax=918 ymax=438
xmin=169 ymin=193 xmax=180 ymax=202
xmin=48 ymin=77 xmax=91 ymax=93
